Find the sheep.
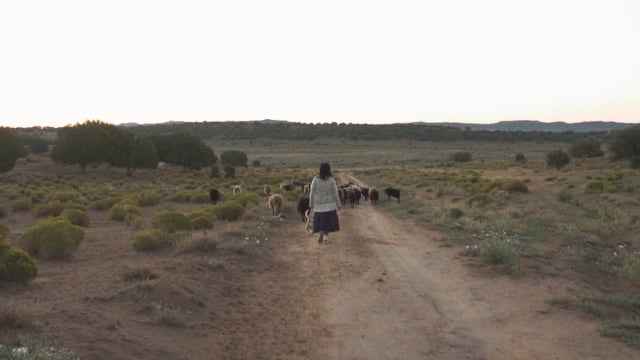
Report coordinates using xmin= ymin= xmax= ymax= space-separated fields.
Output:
xmin=361 ymin=187 xmax=370 ymax=201
xmin=369 ymin=187 xmax=379 ymax=205
xmin=296 ymin=196 xmax=310 ymax=222
xmin=384 ymin=187 xmax=401 ymax=202
xmin=302 ymin=184 xmax=310 ymax=195
xmin=232 ymin=185 xmax=242 ymax=196
xmin=264 ymin=184 xmax=272 ymax=196
xmin=347 ymin=187 xmax=361 ymax=208
xmin=280 ymin=183 xmax=295 ymax=191
xmin=268 ymin=194 xmax=284 ymax=216
xmin=209 ymin=189 xmax=220 ymax=204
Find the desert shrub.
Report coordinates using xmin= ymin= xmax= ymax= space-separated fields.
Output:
xmin=624 ymin=253 xmax=640 ymax=283
xmin=478 ymin=230 xmax=519 ymax=266
xmin=11 ymin=198 xmax=33 ymax=212
xmin=0 ymin=223 xmax=8 ymax=240
xmin=546 ymin=150 xmax=570 ymax=169
xmin=132 ymin=229 xmax=174 ymax=252
xmin=447 ymin=208 xmax=464 ymax=219
xmin=504 ymin=180 xmax=529 ymax=193
xmin=137 ymin=191 xmax=162 ymax=207
xmin=168 ymin=191 xmax=192 ymax=202
xmin=124 ymin=213 xmax=144 ymax=228
xmin=0 ymin=204 xmax=6 ymax=218
xmin=191 ymin=216 xmax=214 ymax=230
xmin=51 ymin=191 xmax=79 ymax=203
xmin=152 ymin=211 xmax=191 ymax=233
xmin=209 ymin=201 xmax=244 ymax=221
xmin=234 ymin=192 xmax=260 ymax=208
xmin=555 ymin=189 xmax=573 ymax=203
xmin=109 ymin=203 xmax=141 ymax=221
xmin=450 ymin=151 xmax=472 ymax=163
xmin=0 ymin=242 xmax=38 ymax=284
xmin=32 ymin=203 xmax=56 ymax=218
xmin=484 ymin=180 xmax=504 ymax=193
xmin=190 ymin=192 xmax=210 ymax=204
xmin=467 ymin=193 xmax=489 ymax=206
xmin=569 ymin=138 xmax=604 ymax=158
xmin=61 ymin=208 xmax=90 ymax=227
xmin=515 ymin=152 xmax=526 ymax=163
xmin=586 ymin=181 xmax=604 ymax=194
xmin=89 ymin=196 xmax=119 ymax=210
xmin=17 ymin=218 xmax=84 ymax=260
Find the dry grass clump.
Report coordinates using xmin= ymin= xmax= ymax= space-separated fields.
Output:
xmin=503 ymin=180 xmax=529 ymax=193
xmin=0 ymin=302 xmax=37 ymax=330
xmin=11 ymin=197 xmax=33 ymax=212
xmin=175 ymin=234 xmax=218 ymax=254
xmin=121 ymin=266 xmax=159 ymax=282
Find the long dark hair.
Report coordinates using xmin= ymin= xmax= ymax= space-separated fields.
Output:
xmin=319 ymin=162 xmax=332 ymax=180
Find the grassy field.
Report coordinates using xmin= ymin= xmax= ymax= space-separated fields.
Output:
xmin=1 ymin=139 xmax=640 ymax=355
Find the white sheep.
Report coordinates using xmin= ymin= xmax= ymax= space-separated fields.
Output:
xmin=268 ymin=194 xmax=284 ymax=216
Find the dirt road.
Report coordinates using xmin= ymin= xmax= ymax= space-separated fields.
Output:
xmin=256 ymin=173 xmax=637 ymax=359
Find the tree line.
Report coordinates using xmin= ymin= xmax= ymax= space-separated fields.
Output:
xmin=2 ymin=121 xmax=640 ymax=174
xmin=124 ymin=121 xmax=614 ymax=143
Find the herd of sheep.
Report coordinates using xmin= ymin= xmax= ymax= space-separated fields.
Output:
xmin=208 ymin=180 xmax=401 ymax=221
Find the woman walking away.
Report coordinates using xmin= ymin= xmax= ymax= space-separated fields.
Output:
xmin=309 ymin=162 xmax=342 ymax=244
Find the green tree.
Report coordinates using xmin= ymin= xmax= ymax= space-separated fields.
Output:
xmin=51 ymin=120 xmax=158 ymax=175
xmin=151 ymin=132 xmax=217 ymax=170
xmin=51 ymin=120 xmax=118 ymax=169
xmin=220 ymin=150 xmax=248 ymax=168
xmin=107 ymin=132 xmax=158 ymax=175
xmin=224 ymin=165 xmax=236 ymax=178
xmin=568 ymin=138 xmax=604 ymax=158
xmin=0 ymin=128 xmax=27 ymax=172
xmin=546 ymin=150 xmax=570 ymax=169
xmin=19 ymin=135 xmax=50 ymax=154
xmin=609 ymin=125 xmax=640 ymax=160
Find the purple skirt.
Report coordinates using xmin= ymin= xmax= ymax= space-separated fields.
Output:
xmin=312 ymin=210 xmax=340 ymax=233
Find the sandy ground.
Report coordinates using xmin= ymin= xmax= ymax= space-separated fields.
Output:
xmin=2 ymin=172 xmax=638 ymax=359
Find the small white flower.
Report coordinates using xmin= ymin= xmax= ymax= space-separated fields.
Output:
xmin=12 ymin=347 xmax=28 ymax=355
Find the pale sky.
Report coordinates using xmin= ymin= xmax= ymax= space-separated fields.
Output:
xmin=1 ymin=0 xmax=639 ymax=128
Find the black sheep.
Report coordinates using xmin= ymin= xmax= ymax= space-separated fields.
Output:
xmin=296 ymin=196 xmax=310 ymax=222
xmin=384 ymin=187 xmax=400 ymax=202
xmin=209 ymin=189 xmax=221 ymax=204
